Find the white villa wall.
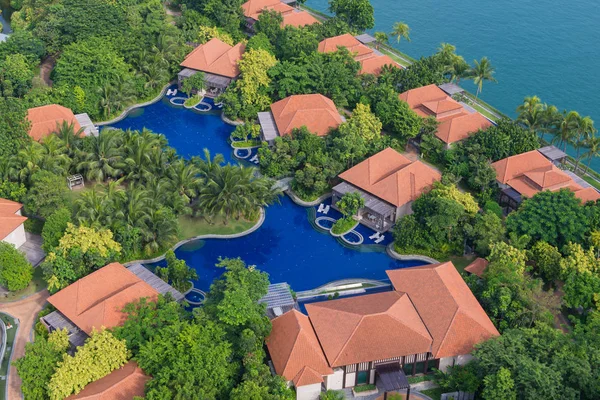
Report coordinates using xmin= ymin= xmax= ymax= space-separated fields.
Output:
xmin=345 ymin=372 xmax=356 ymax=388
xmin=439 ymin=354 xmax=474 ymax=372
xmin=325 ymin=368 xmax=344 ymax=390
xmin=369 ymin=369 xmax=376 ymax=384
xmin=394 ymin=201 xmax=413 ymax=221
xmin=295 ymin=383 xmax=322 ymax=400
xmin=2 ymin=224 xmax=26 ymax=249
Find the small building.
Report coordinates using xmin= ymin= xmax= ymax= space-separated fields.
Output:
xmin=27 ymin=104 xmax=84 ymax=142
xmin=538 ymin=145 xmax=568 ymax=166
xmin=267 ymin=262 xmax=499 ymax=400
xmin=399 ymin=84 xmax=492 ymax=147
xmin=464 ymin=258 xmax=489 ymax=278
xmin=259 ymin=94 xmax=343 ymax=144
xmin=179 ymin=38 xmax=246 ymax=97
xmin=333 ymin=148 xmax=441 ymax=232
xmin=0 ymin=198 xmax=27 ymax=249
xmin=41 ymin=262 xmax=183 ymax=349
xmin=241 ymin=0 xmax=320 ymax=30
xmin=65 ymin=361 xmax=149 ymax=400
xmin=317 ymin=34 xmax=399 ymax=76
xmin=492 ymin=149 xmax=600 ymax=210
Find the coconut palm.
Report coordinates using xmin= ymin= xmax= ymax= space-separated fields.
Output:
xmin=168 ymin=160 xmax=202 ymax=204
xmin=437 ymin=42 xmax=456 ymax=58
xmin=54 ymin=121 xmax=84 ymax=157
xmin=516 ymin=96 xmax=546 ymax=135
xmin=584 ymin=135 xmax=600 ymax=174
xmin=573 ymin=115 xmax=596 ymax=172
xmin=469 ymin=57 xmax=497 ymax=98
xmin=77 ymin=130 xmax=125 ymax=182
xmin=16 ymin=142 xmax=46 ymax=183
xmin=449 ymin=56 xmax=470 ymax=84
xmin=122 ymin=184 xmax=152 ymax=229
xmin=40 ymin=134 xmax=71 ymax=175
xmin=374 ymin=32 xmax=389 ymax=49
xmin=75 ymin=187 xmax=111 ymax=227
xmin=192 ymin=148 xmax=225 ymax=177
xmin=142 ymin=207 xmax=179 ymax=255
xmin=391 ymin=22 xmax=410 ymax=47
xmin=552 ymin=110 xmax=581 ymax=152
xmin=0 ymin=155 xmax=19 ymax=181
xmin=123 ymin=134 xmax=162 ymax=182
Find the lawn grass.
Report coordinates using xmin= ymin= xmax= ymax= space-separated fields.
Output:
xmin=407 ymin=374 xmax=436 ymax=384
xmin=376 ymin=45 xmax=415 ymax=68
xmin=419 ymin=387 xmax=444 ymax=400
xmin=446 ymin=255 xmax=476 ymax=274
xmin=0 ymin=267 xmax=46 ymax=304
xmin=178 ymin=214 xmax=258 ymax=239
xmin=582 ymin=175 xmax=600 ymax=191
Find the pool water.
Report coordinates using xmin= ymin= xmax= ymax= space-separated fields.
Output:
xmin=150 ymin=196 xmax=426 ymax=292
xmin=107 ymin=93 xmax=235 ymax=162
xmin=109 ymin=90 xmax=428 ymax=292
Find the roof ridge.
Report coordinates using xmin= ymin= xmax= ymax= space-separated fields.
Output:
xmin=76 ymin=280 xmax=140 ymax=316
xmin=434 ymin=307 xmax=460 ymax=357
xmin=280 ymin=312 xmax=303 ymax=376
xmin=404 ymin=292 xmax=434 ymax=355
xmin=332 ymin=312 xmax=367 ymax=366
xmin=386 ymin=294 xmax=433 ymax=343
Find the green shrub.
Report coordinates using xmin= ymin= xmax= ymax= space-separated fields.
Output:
xmin=42 ymin=208 xmax=72 ymax=252
xmin=331 ymin=217 xmax=356 ymax=235
xmin=0 ymin=242 xmax=33 ymax=291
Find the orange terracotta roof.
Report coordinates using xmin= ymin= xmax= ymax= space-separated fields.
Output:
xmin=306 ymin=291 xmax=433 ymax=367
xmin=387 ymin=262 xmax=499 ymax=358
xmin=270 ymin=94 xmax=343 ymax=137
xmin=575 ymin=187 xmax=600 ymax=203
xmin=180 ymin=38 xmax=246 ymax=78
xmin=399 ymin=85 xmax=491 ymax=144
xmin=242 ymin=0 xmax=294 ymax=20
xmin=0 ymin=198 xmax=27 ymax=241
xmin=48 ymin=263 xmax=159 ymax=335
xmin=318 ymin=34 xmax=374 ymax=59
xmin=338 ymin=148 xmax=441 ymax=207
xmin=266 ymin=310 xmax=333 ymax=386
xmin=281 ymin=11 xmax=320 ymax=27
xmin=436 ymin=112 xmax=493 ymax=144
xmin=464 ymin=258 xmax=489 ymax=278
xmin=27 ymin=104 xmax=81 ymax=142
xmin=492 ymin=150 xmax=553 ymax=184
xmin=66 ymin=361 xmax=149 ymax=400
xmin=359 ymin=55 xmax=398 ymax=76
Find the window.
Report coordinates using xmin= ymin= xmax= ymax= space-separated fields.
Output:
xmin=356 ymin=370 xmax=369 ymax=385
xmin=402 ymin=363 xmax=414 ymax=376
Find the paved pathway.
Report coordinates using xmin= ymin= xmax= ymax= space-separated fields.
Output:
xmin=0 ymin=290 xmax=49 ymax=400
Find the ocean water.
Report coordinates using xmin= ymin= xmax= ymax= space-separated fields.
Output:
xmin=308 ymin=0 xmax=600 ymax=170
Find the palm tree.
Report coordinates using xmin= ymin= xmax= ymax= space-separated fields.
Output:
xmin=374 ymin=32 xmax=389 ymax=49
xmin=437 ymin=42 xmax=456 ymax=58
xmin=142 ymin=207 xmax=179 ymax=255
xmin=16 ymin=142 xmax=46 ymax=183
xmin=391 ymin=22 xmax=410 ymax=47
xmin=75 ymin=187 xmax=110 ymax=227
xmin=77 ymin=130 xmax=125 ymax=182
xmin=40 ymin=134 xmax=71 ymax=175
xmin=584 ymin=135 xmax=600 ymax=174
xmin=0 ymin=155 xmax=19 ymax=181
xmin=552 ymin=110 xmax=581 ymax=152
xmin=469 ymin=57 xmax=497 ymax=98
xmin=573 ymin=115 xmax=596 ymax=172
xmin=168 ymin=160 xmax=202 ymax=204
xmin=54 ymin=121 xmax=84 ymax=157
xmin=192 ymin=148 xmax=225 ymax=177
xmin=516 ymin=96 xmax=546 ymax=136
xmin=449 ymin=56 xmax=470 ymax=84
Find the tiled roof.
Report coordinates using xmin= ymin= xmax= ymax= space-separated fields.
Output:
xmin=242 ymin=0 xmax=293 ymax=20
xmin=66 ymin=361 xmax=149 ymax=399
xmin=464 ymin=258 xmax=489 ymax=278
xmin=492 ymin=150 xmax=600 ymax=201
xmin=306 ymin=291 xmax=433 ymax=367
xmin=386 ymin=262 xmax=499 ymax=358
xmin=0 ymin=198 xmax=27 ymax=241
xmin=399 ymin=84 xmax=492 ymax=144
xmin=338 ymin=148 xmax=441 ymax=207
xmin=318 ymin=34 xmax=399 ymax=76
xmin=266 ymin=310 xmax=333 ymax=385
xmin=27 ymin=104 xmax=82 ymax=142
xmin=270 ymin=94 xmax=343 ymax=137
xmin=180 ymin=38 xmax=245 ymax=78
xmin=281 ymin=11 xmax=320 ymax=27
xmin=436 ymin=112 xmax=493 ymax=144
xmin=48 ymin=263 xmax=159 ymax=335
xmin=359 ymin=55 xmax=397 ymax=76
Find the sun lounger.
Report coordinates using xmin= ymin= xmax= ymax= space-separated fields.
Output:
xmin=317 ymin=204 xmax=325 ymax=213
xmin=374 ymin=235 xmax=385 ymax=244
xmin=369 ymin=232 xmax=380 ymax=240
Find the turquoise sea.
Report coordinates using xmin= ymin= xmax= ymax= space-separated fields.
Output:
xmin=308 ymin=0 xmax=600 ymax=171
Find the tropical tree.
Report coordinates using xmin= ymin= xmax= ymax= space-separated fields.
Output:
xmin=584 ymin=135 xmax=600 ymax=173
xmin=54 ymin=121 xmax=84 ymax=157
xmin=573 ymin=115 xmax=596 ymax=173
xmin=551 ymin=110 xmax=580 ymax=152
xmin=449 ymin=56 xmax=470 ymax=84
xmin=391 ymin=22 xmax=410 ymax=46
xmin=516 ymin=96 xmax=546 ymax=135
xmin=469 ymin=57 xmax=497 ymax=98
xmin=77 ymin=130 xmax=124 ymax=181
xmin=374 ymin=31 xmax=388 ymax=49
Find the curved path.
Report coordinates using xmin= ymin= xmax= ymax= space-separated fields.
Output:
xmin=0 ymin=290 xmax=50 ymax=400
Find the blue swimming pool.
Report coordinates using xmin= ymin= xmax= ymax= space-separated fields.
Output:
xmin=107 ymin=92 xmax=236 ymax=162
xmin=110 ymin=89 xmax=428 ymax=292
xmin=149 ymin=196 xmax=427 ymax=292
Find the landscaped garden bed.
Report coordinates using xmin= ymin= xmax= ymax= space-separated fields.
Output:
xmin=330 ymin=217 xmax=358 ymax=236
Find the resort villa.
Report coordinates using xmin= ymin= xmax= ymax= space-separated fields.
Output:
xmin=178 ymin=38 xmax=246 ymax=97
xmin=65 ymin=361 xmax=149 ymax=400
xmin=332 ymin=148 xmax=441 ymax=232
xmin=399 ymin=84 xmax=492 ymax=148
xmin=318 ymin=34 xmax=399 ymax=76
xmin=266 ymin=262 xmax=499 ymax=400
xmin=259 ymin=94 xmax=344 ymax=144
xmin=492 ymin=149 xmax=600 ymax=210
xmin=41 ymin=262 xmax=183 ymax=349
xmin=0 ymin=198 xmax=27 ymax=249
xmin=27 ymin=104 xmax=98 ymax=140
xmin=241 ymin=0 xmax=320 ymax=30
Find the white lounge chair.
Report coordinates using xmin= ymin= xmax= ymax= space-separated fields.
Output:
xmin=369 ymin=232 xmax=380 ymax=240
xmin=374 ymin=235 xmax=385 ymax=244
xmin=166 ymin=89 xmax=178 ymax=96
xmin=323 ymin=205 xmax=330 ymax=214
xmin=250 ymin=154 xmax=259 ymax=163
xmin=317 ymin=204 xmax=325 ymax=213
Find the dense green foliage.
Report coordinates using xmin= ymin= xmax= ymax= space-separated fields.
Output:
xmin=157 ymin=250 xmax=198 ymax=292
xmin=0 ymin=241 xmax=34 ymax=291
xmin=115 ymin=258 xmax=294 ymax=399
